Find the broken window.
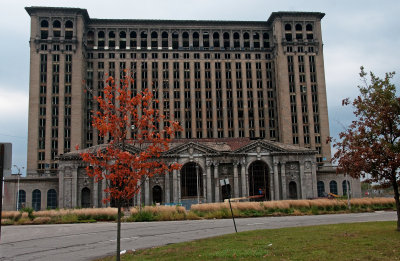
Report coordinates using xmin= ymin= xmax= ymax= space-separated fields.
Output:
xmin=181 ymin=31 xmax=189 ymax=48
xmin=40 ymin=20 xmax=49 ymax=39
xmin=213 ymin=32 xmax=219 ymax=48
xmin=65 ymin=20 xmax=73 ymax=39
xmin=223 ymin=32 xmax=230 ymax=48
xmin=151 ymin=31 xmax=158 ymax=48
xmin=130 ymin=31 xmax=137 ymax=48
xmin=193 ymin=32 xmax=199 ymax=48
xmin=53 ymin=20 xmax=61 ymax=38
xmin=172 ymin=31 xmax=179 ymax=49
xmin=119 ymin=31 xmax=126 ymax=49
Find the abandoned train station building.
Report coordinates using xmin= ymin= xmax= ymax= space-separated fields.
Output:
xmin=4 ymin=6 xmax=361 ymax=211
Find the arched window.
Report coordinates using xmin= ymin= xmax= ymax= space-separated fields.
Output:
xmin=140 ymin=31 xmax=148 ymax=48
xmin=130 ymin=31 xmax=137 ymax=48
xmin=263 ymin=33 xmax=270 ymax=48
xmin=295 ymin=24 xmax=303 ymax=40
xmin=213 ymin=32 xmax=220 ymax=48
xmin=17 ymin=190 xmax=26 ymax=210
xmin=161 ymin=31 xmax=168 ymax=48
xmin=119 ymin=31 xmax=126 ymax=49
xmin=329 ymin=180 xmax=338 ymax=195
xmin=172 ymin=31 xmax=179 ymax=49
xmin=32 ymin=189 xmax=41 ymax=211
xmin=317 ymin=181 xmax=325 ymax=197
xmin=65 ymin=20 xmax=73 ymax=39
xmin=203 ymin=32 xmax=209 ymax=48
xmin=98 ymin=31 xmax=105 ymax=47
xmin=193 ymin=32 xmax=199 ymax=48
xmin=243 ymin=32 xmax=250 ymax=48
xmin=306 ymin=24 xmax=314 ymax=40
xmin=223 ymin=32 xmax=230 ymax=48
xmin=253 ymin=32 xmax=260 ymax=48
xmin=285 ymin=24 xmax=292 ymax=42
xmin=40 ymin=20 xmax=49 ymax=39
xmin=181 ymin=162 xmax=203 ymax=198
xmin=342 ymin=180 xmax=351 ymax=196
xmin=53 ymin=20 xmax=61 ymax=38
xmin=233 ymin=32 xmax=240 ymax=48
xmin=47 ymin=189 xmax=57 ymax=209
xmin=151 ymin=31 xmax=158 ymax=48
xmin=108 ymin=31 xmax=115 ymax=47
xmin=87 ymin=31 xmax=94 ymax=48
xmin=182 ymin=32 xmax=189 ymax=48
xmin=81 ymin=187 xmax=91 ymax=208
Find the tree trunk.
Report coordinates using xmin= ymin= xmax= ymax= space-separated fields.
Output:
xmin=117 ymin=202 xmax=121 ymax=261
xmin=392 ymin=177 xmax=400 ymax=231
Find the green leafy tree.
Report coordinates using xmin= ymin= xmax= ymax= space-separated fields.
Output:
xmin=331 ymin=67 xmax=400 ymax=230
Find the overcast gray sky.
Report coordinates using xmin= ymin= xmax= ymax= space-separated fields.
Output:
xmin=0 ymin=0 xmax=399 ymax=175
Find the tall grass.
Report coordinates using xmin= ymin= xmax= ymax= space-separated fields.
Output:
xmin=1 ymin=197 xmax=396 ymax=225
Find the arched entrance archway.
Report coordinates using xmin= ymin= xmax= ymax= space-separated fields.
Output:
xmin=289 ymin=181 xmax=298 ymax=199
xmin=152 ymin=185 xmax=163 ymax=204
xmin=248 ymin=161 xmax=269 ymax=201
xmin=81 ymin=187 xmax=91 ymax=208
xmin=181 ymin=162 xmax=203 ymax=198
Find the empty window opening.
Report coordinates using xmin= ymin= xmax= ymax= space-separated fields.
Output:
xmin=65 ymin=20 xmax=73 ymax=39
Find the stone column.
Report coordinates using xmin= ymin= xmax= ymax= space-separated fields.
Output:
xmin=299 ymin=162 xmax=306 ymax=199
xmin=173 ymin=169 xmax=178 ymax=203
xmin=269 ymin=163 xmax=274 ymax=200
xmin=72 ymin=168 xmax=78 ymax=208
xmin=165 ymin=172 xmax=170 ymax=204
xmin=136 ymin=184 xmax=141 ymax=207
xmin=233 ymin=161 xmax=239 ymax=198
xmin=93 ymin=178 xmax=98 ymax=208
xmin=145 ymin=176 xmax=150 ymax=205
xmin=58 ymin=169 xmax=64 ymax=209
xmin=177 ymin=169 xmax=181 ymax=203
xmin=206 ymin=160 xmax=212 ymax=203
xmin=240 ymin=158 xmax=247 ymax=197
xmin=274 ymin=162 xmax=280 ymax=200
xmin=311 ymin=162 xmax=318 ymax=198
xmin=214 ymin=161 xmax=220 ymax=202
xmin=281 ymin=162 xmax=287 ymax=199
xmin=102 ymin=177 xmax=107 ymax=207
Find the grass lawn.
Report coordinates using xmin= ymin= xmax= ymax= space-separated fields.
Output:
xmin=99 ymin=221 xmax=400 ymax=261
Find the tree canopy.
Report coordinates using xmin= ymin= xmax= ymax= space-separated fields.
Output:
xmin=331 ymin=67 xmax=400 ymax=230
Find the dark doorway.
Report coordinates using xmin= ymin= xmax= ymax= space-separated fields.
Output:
xmin=181 ymin=162 xmax=203 ymax=198
xmin=289 ymin=181 xmax=298 ymax=199
xmin=152 ymin=185 xmax=163 ymax=204
xmin=248 ymin=161 xmax=269 ymax=200
xmin=81 ymin=187 xmax=91 ymax=208
xmin=221 ymin=184 xmax=231 ymax=200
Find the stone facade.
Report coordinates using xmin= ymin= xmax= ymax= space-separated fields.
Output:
xmin=2 ymin=7 xmax=362 ymax=211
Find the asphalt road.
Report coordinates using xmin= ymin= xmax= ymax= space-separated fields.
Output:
xmin=0 ymin=211 xmax=396 ymax=261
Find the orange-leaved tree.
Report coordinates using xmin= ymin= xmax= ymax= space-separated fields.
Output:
xmin=331 ymin=67 xmax=400 ymax=231
xmin=79 ymin=70 xmax=181 ymax=260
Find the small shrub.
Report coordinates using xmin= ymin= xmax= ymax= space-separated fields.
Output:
xmin=20 ymin=207 xmax=35 ymax=220
xmin=1 ymin=218 xmax=14 ymax=225
xmin=132 ymin=211 xmax=154 ymax=222
xmin=33 ymin=217 xmax=51 ymax=224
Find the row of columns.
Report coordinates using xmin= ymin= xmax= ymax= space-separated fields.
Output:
xmin=60 ymin=159 xmax=317 ymax=208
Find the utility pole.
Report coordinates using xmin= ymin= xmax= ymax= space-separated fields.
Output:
xmin=0 ymin=144 xmax=4 ymax=242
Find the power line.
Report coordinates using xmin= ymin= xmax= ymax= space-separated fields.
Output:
xmin=0 ymin=133 xmax=26 ymax=139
